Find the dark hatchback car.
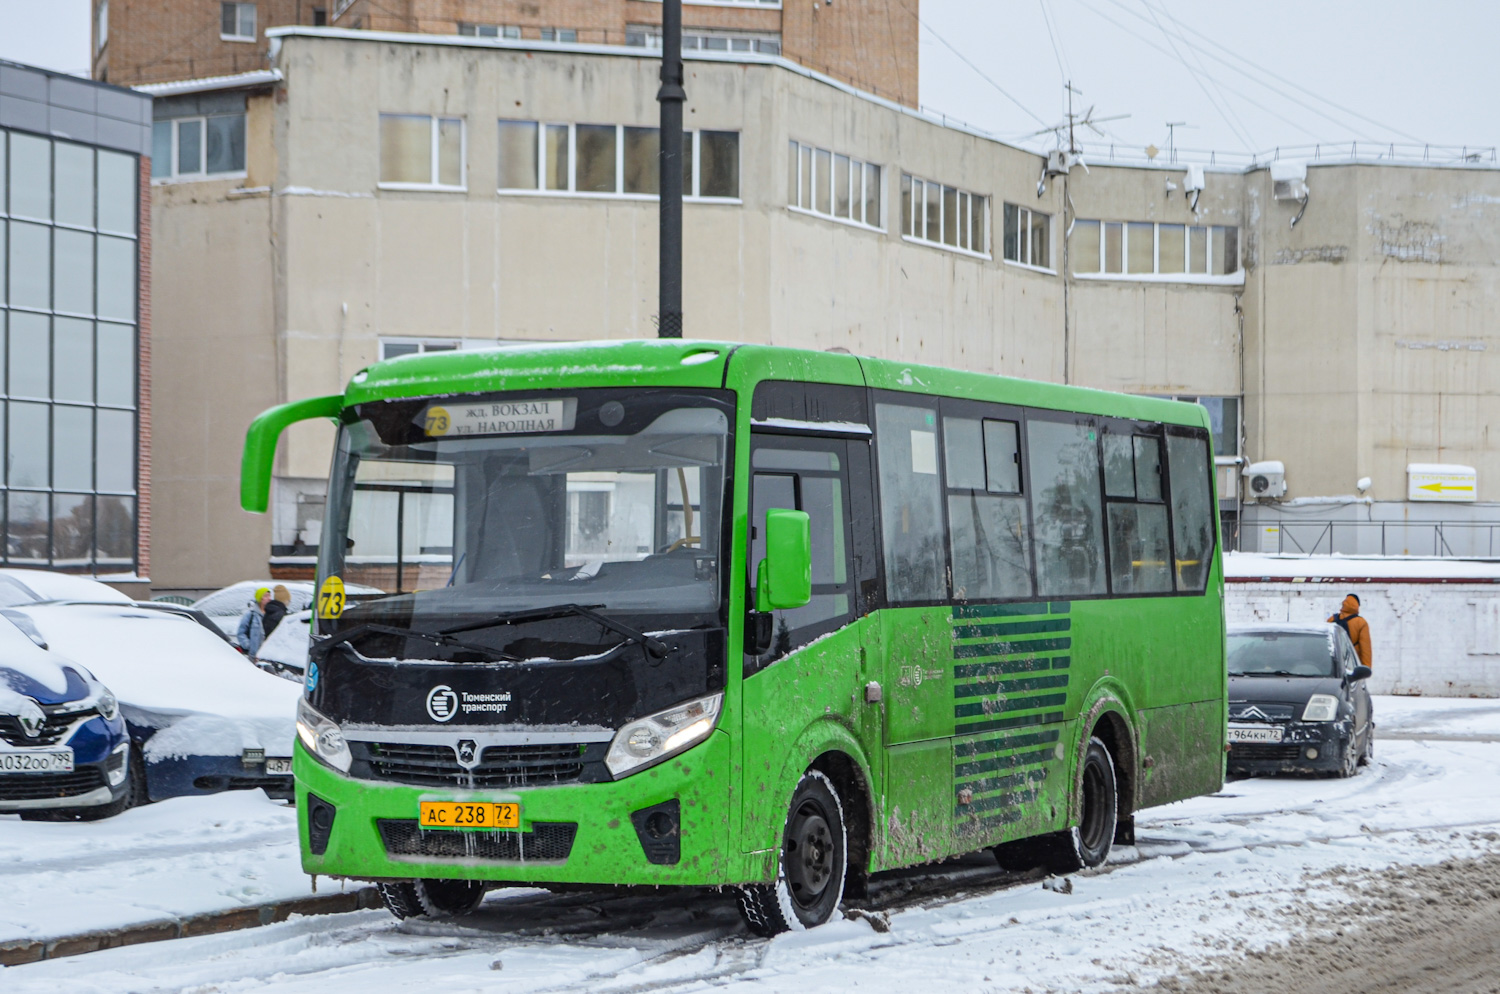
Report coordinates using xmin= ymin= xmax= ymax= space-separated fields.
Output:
xmin=1226 ymin=623 xmax=1374 ymax=777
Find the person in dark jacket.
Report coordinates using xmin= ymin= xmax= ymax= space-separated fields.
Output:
xmin=1328 ymin=593 xmax=1373 ymax=668
xmin=262 ymin=584 xmax=291 ymax=639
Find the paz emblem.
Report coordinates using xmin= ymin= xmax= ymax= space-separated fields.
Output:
xmin=455 ymin=739 xmax=479 ymax=769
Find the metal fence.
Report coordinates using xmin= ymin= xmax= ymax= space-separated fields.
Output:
xmin=1252 ymin=520 xmax=1500 ymax=558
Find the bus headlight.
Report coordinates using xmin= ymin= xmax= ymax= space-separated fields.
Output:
xmin=296 ymin=697 xmax=352 ymax=773
xmin=606 ymin=692 xmax=722 ymax=778
xmin=1302 ymin=694 xmax=1340 ymax=722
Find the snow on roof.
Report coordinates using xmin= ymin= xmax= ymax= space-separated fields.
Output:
xmin=17 ymin=604 xmax=300 ymax=719
xmin=1225 ymin=552 xmax=1500 ymax=582
xmin=1227 ymin=622 xmax=1332 ymax=635
xmin=0 ymin=568 xmax=133 ymax=604
xmin=132 ymin=69 xmax=282 ymax=98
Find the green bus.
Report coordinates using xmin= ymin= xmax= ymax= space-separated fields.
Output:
xmin=241 ymin=340 xmax=1226 ymax=934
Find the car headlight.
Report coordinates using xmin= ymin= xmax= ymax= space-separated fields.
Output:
xmin=296 ymin=697 xmax=352 ymax=773
xmin=605 ymin=692 xmax=722 ymax=778
xmin=1303 ymin=694 xmax=1340 ymax=722
xmin=95 ymin=690 xmax=119 ymax=722
xmin=57 ymin=685 xmax=119 ymax=721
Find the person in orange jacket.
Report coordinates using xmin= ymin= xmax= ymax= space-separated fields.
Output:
xmin=1328 ymin=593 xmax=1372 ymax=669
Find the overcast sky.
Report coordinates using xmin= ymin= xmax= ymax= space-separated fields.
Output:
xmin=2 ymin=0 xmax=1497 ymax=158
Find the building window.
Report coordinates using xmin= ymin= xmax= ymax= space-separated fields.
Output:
xmin=149 ymin=114 xmax=246 ymax=181
xmin=1073 ymin=220 xmax=1239 ymax=277
xmin=1161 ymin=396 xmax=1239 ymax=458
xmin=0 ymin=129 xmax=140 ymax=573
xmin=96 ymin=0 xmax=108 ymax=50
xmin=498 ymin=121 xmax=739 ymax=200
xmin=459 ymin=23 xmax=519 ymax=38
xmin=379 ymin=339 xmax=460 ymax=360
xmin=379 ymin=114 xmax=464 ymax=190
xmin=1002 ymin=203 xmax=1050 ymax=269
xmin=787 ymin=141 xmax=881 ymax=229
xmin=626 ymin=26 xmax=781 ymax=54
xmin=220 ymin=2 xmax=256 ymax=41
xmin=312 ymin=7 xmax=326 ymax=26
xmin=539 ymin=28 xmax=578 ymax=43
xmin=900 ymin=173 xmax=987 ymax=256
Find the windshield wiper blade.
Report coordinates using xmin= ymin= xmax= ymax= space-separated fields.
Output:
xmin=322 ymin=623 xmax=522 ymax=662
xmin=439 ymin=603 xmax=668 ymax=659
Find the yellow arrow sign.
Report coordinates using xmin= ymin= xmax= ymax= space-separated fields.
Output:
xmin=1419 ymin=483 xmax=1474 ymax=493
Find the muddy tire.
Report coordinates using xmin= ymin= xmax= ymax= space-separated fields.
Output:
xmin=995 ymin=737 xmax=1117 ymax=875
xmin=377 ymin=878 xmax=487 ymax=919
xmin=1359 ymin=725 xmax=1374 ymax=766
xmin=1336 ymin=738 xmax=1359 ymax=778
xmin=737 ymin=770 xmax=847 ymax=937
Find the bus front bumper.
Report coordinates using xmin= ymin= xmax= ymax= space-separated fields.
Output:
xmin=294 ymin=730 xmax=743 ymax=885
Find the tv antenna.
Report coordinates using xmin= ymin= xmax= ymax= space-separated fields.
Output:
xmin=1020 ymin=81 xmax=1129 ymax=154
xmin=1164 ymin=121 xmax=1196 ymax=163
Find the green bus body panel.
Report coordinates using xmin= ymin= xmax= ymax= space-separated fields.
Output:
xmin=275 ymin=340 xmax=1225 ymax=888
xmin=239 ymin=394 xmax=344 ymax=513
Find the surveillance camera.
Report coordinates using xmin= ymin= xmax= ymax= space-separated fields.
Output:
xmin=1356 ymin=476 xmax=1372 ymax=494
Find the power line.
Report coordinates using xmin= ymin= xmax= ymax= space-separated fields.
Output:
xmin=1145 ymin=0 xmax=1258 ymax=150
xmin=1038 ymin=0 xmax=1073 ymax=89
xmin=1136 ymin=0 xmax=1255 ymax=151
xmin=898 ymin=0 xmax=1051 ymax=128
xmin=1140 ymin=0 xmax=1424 ymax=144
xmin=1069 ymin=0 xmax=1329 ymax=143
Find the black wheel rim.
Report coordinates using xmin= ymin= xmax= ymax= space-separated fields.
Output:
xmin=1079 ymin=761 xmax=1110 ymax=854
xmin=784 ymin=799 xmax=835 ymax=909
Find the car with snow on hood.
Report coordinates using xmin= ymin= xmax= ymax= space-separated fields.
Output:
xmin=1226 ymin=623 xmax=1374 ymax=777
xmin=2 ymin=600 xmax=301 ymax=802
xmin=0 ymin=615 xmax=133 ymax=820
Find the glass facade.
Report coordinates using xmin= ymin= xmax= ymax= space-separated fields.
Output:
xmin=0 ymin=128 xmax=139 ymax=572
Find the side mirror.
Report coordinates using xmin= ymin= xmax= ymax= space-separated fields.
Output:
xmin=1349 ymin=665 xmax=1372 ymax=682
xmin=755 ymin=509 xmax=812 ymax=612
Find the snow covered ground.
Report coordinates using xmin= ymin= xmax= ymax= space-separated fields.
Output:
xmin=4 ymin=694 xmax=1499 ymax=992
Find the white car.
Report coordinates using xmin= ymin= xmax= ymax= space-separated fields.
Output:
xmin=193 ymin=579 xmax=383 ymax=639
xmin=256 ymin=608 xmax=315 ymax=677
xmin=3 ymin=602 xmax=300 ymax=802
xmin=0 ymin=568 xmax=133 ymax=606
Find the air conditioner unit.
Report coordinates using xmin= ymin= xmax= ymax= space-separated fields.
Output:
xmin=1270 ymin=160 xmax=1308 ymax=201
xmin=1243 ymin=460 xmax=1287 ymax=500
xmin=1045 ymin=149 xmax=1082 ymax=176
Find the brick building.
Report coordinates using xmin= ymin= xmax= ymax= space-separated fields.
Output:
xmin=92 ymin=0 xmax=919 ymax=105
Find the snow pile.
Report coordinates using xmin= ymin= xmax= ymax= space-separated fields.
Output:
xmin=1225 ymin=552 xmax=1500 ymax=581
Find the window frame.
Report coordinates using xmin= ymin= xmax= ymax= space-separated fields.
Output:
xmin=496 ymin=121 xmax=740 ymax=202
xmin=1098 ymin=422 xmax=1176 ymax=597
xmin=786 ymin=140 xmax=883 ymax=232
xmin=937 ymin=397 xmax=1036 ymax=603
xmin=377 ymin=114 xmax=467 ymax=192
xmin=150 ymin=114 xmax=247 ymax=184
xmin=900 ymin=173 xmax=989 ymax=259
xmin=220 ymin=1 xmax=257 ymax=42
xmin=1072 ymin=219 xmax=1242 ymax=283
xmin=1001 ymin=202 xmax=1053 ymax=273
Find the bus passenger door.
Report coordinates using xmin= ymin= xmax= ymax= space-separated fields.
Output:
xmin=741 ymin=433 xmax=881 ymax=852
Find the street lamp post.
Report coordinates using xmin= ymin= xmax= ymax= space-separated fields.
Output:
xmin=656 ymin=0 xmax=685 ymax=338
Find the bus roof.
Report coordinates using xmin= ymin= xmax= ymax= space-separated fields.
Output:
xmin=343 ymin=340 xmax=1209 ymax=430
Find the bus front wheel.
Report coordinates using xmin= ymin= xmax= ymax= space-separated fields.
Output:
xmin=737 ymin=770 xmax=848 ymax=936
xmin=377 ymin=878 xmax=487 ymax=919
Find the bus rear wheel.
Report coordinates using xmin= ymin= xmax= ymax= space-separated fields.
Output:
xmin=993 ymin=737 xmax=1117 ymax=875
xmin=377 ymin=878 xmax=487 ymax=919
xmin=737 ymin=770 xmax=847 ymax=937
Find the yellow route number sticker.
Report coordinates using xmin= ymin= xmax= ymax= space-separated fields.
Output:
xmin=423 ymin=406 xmax=451 ymax=437
xmin=317 ymin=576 xmax=346 ymax=619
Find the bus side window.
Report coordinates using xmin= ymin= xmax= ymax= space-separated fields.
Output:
xmin=874 ymin=403 xmax=946 ymax=603
xmin=1026 ymin=418 xmax=1107 ymax=598
xmin=1166 ymin=432 xmax=1215 ymax=592
xmin=943 ymin=416 xmax=1031 ymax=601
xmin=747 ymin=444 xmax=854 ymax=667
xmin=1103 ymin=431 xmax=1173 ymax=595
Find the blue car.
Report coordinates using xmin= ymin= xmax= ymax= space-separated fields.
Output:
xmin=0 ymin=615 xmax=135 ymax=821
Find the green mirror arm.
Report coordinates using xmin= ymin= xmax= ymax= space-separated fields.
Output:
xmin=240 ymin=395 xmax=344 ymax=513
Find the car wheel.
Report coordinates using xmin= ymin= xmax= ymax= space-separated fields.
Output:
xmin=1358 ymin=725 xmax=1374 ymax=766
xmin=377 ymin=879 xmax=487 ymax=919
xmin=737 ymin=770 xmax=847 ymax=937
xmin=1336 ymin=739 xmax=1359 ymax=778
xmin=993 ymin=737 xmax=1117 ymax=875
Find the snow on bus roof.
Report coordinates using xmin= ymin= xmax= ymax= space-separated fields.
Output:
xmin=1225 ymin=552 xmax=1500 ymax=582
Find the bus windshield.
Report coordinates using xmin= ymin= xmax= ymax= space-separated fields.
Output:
xmin=319 ymin=390 xmax=730 ymax=632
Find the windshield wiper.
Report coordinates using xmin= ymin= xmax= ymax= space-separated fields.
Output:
xmin=1233 ymin=669 xmax=1305 ymax=677
xmin=440 ymin=603 xmax=668 ymax=660
xmin=321 ymin=623 xmax=522 ymax=662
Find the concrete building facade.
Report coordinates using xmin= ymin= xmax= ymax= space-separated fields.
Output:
xmin=94 ymin=0 xmax=919 ymax=106
xmin=0 ymin=61 xmax=154 ymax=590
xmin=138 ymin=30 xmax=1500 ymax=592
